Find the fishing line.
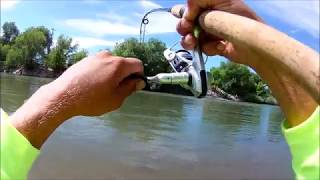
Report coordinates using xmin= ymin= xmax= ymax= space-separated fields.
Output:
xmin=140 ymin=8 xmax=171 ymax=43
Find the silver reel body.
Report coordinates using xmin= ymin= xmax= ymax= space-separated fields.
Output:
xmin=159 ymin=47 xmax=208 ymax=98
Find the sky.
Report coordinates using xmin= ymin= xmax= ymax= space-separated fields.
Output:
xmin=1 ymin=0 xmax=319 ymax=70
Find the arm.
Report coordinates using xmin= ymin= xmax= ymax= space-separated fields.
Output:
xmin=177 ymin=0 xmax=318 ymax=127
xmin=1 ymin=51 xmax=145 ymax=179
xmin=197 ymin=11 xmax=319 ymax=127
xmin=10 ymin=51 xmax=145 ymax=149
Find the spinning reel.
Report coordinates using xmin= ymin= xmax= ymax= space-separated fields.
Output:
xmin=140 ymin=5 xmax=208 ymax=98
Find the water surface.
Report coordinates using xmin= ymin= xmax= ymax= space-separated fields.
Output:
xmin=1 ymin=74 xmax=293 ymax=179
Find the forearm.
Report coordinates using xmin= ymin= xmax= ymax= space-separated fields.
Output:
xmin=10 ymin=80 xmax=73 ymax=149
xmin=8 ymin=53 xmax=144 ymax=149
xmin=251 ymin=60 xmax=317 ymax=127
xmin=199 ymin=10 xmax=318 ymax=125
xmin=199 ymin=11 xmax=319 ymax=102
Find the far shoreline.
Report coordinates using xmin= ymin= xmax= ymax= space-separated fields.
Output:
xmin=1 ymin=72 xmax=278 ymax=106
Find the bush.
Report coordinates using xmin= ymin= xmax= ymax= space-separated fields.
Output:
xmin=45 ymin=35 xmax=77 ymax=71
xmin=0 ymin=44 xmax=11 ymax=61
xmin=113 ymin=38 xmax=170 ymax=76
xmin=69 ymin=49 xmax=88 ymax=65
xmin=210 ymin=61 xmax=272 ymax=101
xmin=46 ymin=48 xmax=65 ymax=71
xmin=211 ymin=62 xmax=258 ymax=96
xmin=5 ymin=48 xmax=24 ymax=69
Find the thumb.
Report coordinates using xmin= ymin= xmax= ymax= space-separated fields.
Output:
xmin=116 ymin=79 xmax=146 ymax=99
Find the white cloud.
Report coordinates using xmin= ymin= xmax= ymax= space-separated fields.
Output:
xmin=139 ymin=0 xmax=162 ymax=9
xmin=144 ymin=12 xmax=179 ymax=34
xmin=62 ymin=0 xmax=178 ymax=37
xmin=1 ymin=0 xmax=20 ymax=10
xmin=133 ymin=12 xmax=144 ymax=18
xmin=62 ymin=11 xmax=179 ymax=36
xmin=63 ymin=19 xmax=140 ymax=36
xmin=72 ymin=37 xmax=121 ymax=49
xmin=251 ymin=0 xmax=319 ymax=38
xmin=96 ymin=12 xmax=128 ymax=22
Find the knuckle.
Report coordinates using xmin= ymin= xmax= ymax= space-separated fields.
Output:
xmin=135 ymin=59 xmax=143 ymax=68
xmin=112 ymin=57 xmax=126 ymax=76
xmin=126 ymin=58 xmax=144 ymax=69
xmin=176 ymin=21 xmax=184 ymax=35
xmin=97 ymin=50 xmax=111 ymax=58
xmin=112 ymin=57 xmax=125 ymax=68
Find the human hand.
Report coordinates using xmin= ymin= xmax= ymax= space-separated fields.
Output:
xmin=10 ymin=51 xmax=145 ymax=148
xmin=53 ymin=51 xmax=145 ymax=116
xmin=177 ymin=0 xmax=262 ymax=65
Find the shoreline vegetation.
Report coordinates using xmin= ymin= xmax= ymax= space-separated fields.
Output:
xmin=0 ymin=22 xmax=277 ymax=105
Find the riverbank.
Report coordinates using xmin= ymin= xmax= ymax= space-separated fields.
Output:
xmin=2 ymin=66 xmax=63 ymax=78
xmin=0 ymin=71 xmax=278 ymax=105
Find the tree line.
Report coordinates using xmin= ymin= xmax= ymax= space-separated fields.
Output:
xmin=0 ymin=22 xmax=275 ymax=104
xmin=0 ymin=22 xmax=87 ymax=72
xmin=210 ymin=62 xmax=275 ymax=103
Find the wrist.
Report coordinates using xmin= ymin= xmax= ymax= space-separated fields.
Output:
xmin=40 ymin=80 xmax=75 ymax=120
xmin=10 ymin=80 xmax=74 ymax=148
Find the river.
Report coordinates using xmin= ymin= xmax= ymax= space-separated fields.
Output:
xmin=0 ymin=73 xmax=293 ymax=179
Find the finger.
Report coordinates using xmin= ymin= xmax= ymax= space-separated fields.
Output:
xmin=200 ymin=31 xmax=223 ymax=42
xmin=181 ymin=33 xmax=197 ymax=50
xmin=116 ymin=79 xmax=145 ymax=100
xmin=202 ymin=41 xmax=226 ymax=56
xmin=177 ymin=18 xmax=194 ymax=36
xmin=184 ymin=0 xmax=201 ymax=22
xmin=96 ymin=50 xmax=112 ymax=58
xmin=116 ymin=58 xmax=144 ymax=82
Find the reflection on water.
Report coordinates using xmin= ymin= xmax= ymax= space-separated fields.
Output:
xmin=1 ymin=74 xmax=293 ymax=179
xmin=1 ymin=73 xmax=51 ymax=112
xmin=104 ymin=93 xmax=185 ymax=142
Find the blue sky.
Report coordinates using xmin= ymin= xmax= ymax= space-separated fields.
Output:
xmin=1 ymin=0 xmax=319 ymax=70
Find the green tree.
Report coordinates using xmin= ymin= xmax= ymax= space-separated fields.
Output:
xmin=145 ymin=38 xmax=171 ymax=75
xmin=46 ymin=35 xmax=77 ymax=71
xmin=1 ymin=22 xmax=20 ymax=44
xmin=14 ymin=28 xmax=47 ymax=69
xmin=113 ymin=38 xmax=170 ymax=76
xmin=46 ymin=48 xmax=64 ymax=71
xmin=5 ymin=48 xmax=24 ymax=69
xmin=31 ymin=26 xmax=54 ymax=55
xmin=210 ymin=61 xmax=271 ymax=100
xmin=69 ymin=49 xmax=88 ymax=65
xmin=0 ymin=44 xmax=11 ymax=61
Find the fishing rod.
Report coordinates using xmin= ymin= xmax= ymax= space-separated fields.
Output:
xmin=139 ymin=7 xmax=171 ymax=42
xmin=139 ymin=5 xmax=208 ymax=98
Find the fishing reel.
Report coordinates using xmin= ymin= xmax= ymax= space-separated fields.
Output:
xmin=164 ymin=45 xmax=208 ymax=97
xmin=140 ymin=5 xmax=208 ymax=98
xmin=146 ymin=45 xmax=208 ymax=98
